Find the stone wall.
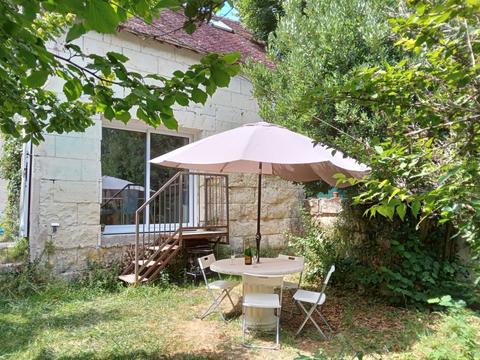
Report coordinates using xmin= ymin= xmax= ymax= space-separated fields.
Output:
xmin=304 ymin=194 xmax=342 ymax=227
xmin=229 ymin=174 xmax=304 ymax=252
xmin=28 ymin=31 xmax=304 ymax=274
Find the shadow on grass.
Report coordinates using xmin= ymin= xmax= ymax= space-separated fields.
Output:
xmin=0 ymin=308 xmax=124 ymax=356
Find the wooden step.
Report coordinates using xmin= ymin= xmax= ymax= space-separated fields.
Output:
xmin=147 ymin=244 xmax=179 ymax=252
xmin=118 ymin=273 xmax=148 ymax=284
xmin=181 ymin=230 xmax=228 ymax=240
xmin=132 ymin=259 xmax=160 ymax=267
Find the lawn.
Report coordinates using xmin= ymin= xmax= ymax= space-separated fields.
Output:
xmin=0 ymin=278 xmax=479 ymax=360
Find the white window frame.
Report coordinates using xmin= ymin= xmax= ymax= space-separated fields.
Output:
xmin=101 ymin=120 xmax=196 ymax=235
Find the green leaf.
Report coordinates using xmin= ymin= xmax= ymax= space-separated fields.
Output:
xmin=66 ymin=23 xmax=86 ymax=43
xmin=223 ymin=52 xmax=241 ymax=65
xmin=115 ymin=110 xmax=131 ymax=123
xmin=84 ymin=0 xmax=119 ymax=33
xmin=63 ymin=78 xmax=82 ymax=101
xmin=160 ymin=113 xmax=178 ymax=129
xmin=411 ymin=200 xmax=421 ymax=218
xmin=183 ymin=22 xmax=196 ymax=34
xmin=175 ymin=93 xmax=189 ymax=106
xmin=210 ymin=67 xmax=230 ymax=87
xmin=26 ymin=69 xmax=49 ymax=87
xmin=191 ymin=88 xmax=208 ymax=104
xmin=397 ymin=203 xmax=407 ymax=221
xmin=107 ymin=51 xmax=129 ymax=63
xmin=104 ymin=106 xmax=115 ymax=120
xmin=136 ymin=107 xmax=149 ymax=122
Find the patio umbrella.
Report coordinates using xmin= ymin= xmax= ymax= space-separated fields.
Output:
xmin=150 ymin=122 xmax=369 ymax=262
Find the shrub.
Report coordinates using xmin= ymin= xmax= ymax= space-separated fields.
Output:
xmin=288 ymin=197 xmax=477 ymax=308
xmin=79 ymin=260 xmax=122 ymax=292
xmin=0 ymin=260 xmax=53 ymax=298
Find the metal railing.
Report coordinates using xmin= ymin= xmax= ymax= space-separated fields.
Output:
xmin=121 ymin=171 xmax=229 ymax=285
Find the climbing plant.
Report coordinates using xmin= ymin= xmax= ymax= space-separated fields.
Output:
xmin=0 ymin=134 xmax=22 ymax=241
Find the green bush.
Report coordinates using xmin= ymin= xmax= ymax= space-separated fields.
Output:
xmin=288 ymin=198 xmax=477 ymax=308
xmin=0 ymin=260 xmax=53 ymax=299
xmin=79 ymin=260 xmax=123 ymax=292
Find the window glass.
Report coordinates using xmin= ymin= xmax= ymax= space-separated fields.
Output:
xmin=100 ymin=128 xmax=189 ymax=230
xmin=101 ymin=128 xmax=146 ymax=227
xmin=150 ymin=133 xmax=189 ymax=224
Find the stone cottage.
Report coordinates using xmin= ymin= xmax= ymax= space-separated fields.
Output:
xmin=19 ymin=11 xmax=304 ymax=278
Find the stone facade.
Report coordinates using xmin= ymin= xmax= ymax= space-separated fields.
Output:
xmin=27 ymin=31 xmax=304 ymax=274
xmin=304 ymin=195 xmax=342 ymax=227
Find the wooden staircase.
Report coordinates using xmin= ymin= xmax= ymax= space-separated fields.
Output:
xmin=119 ymin=171 xmax=229 ymax=285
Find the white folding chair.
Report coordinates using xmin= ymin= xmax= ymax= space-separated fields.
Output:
xmin=198 ymin=254 xmax=239 ymax=321
xmin=242 ymin=273 xmax=284 ymax=349
xmin=293 ymin=264 xmax=335 ymax=338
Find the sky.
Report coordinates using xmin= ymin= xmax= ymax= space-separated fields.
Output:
xmin=216 ymin=3 xmax=240 ymax=21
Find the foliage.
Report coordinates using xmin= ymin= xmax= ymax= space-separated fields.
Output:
xmin=333 ymin=1 xmax=480 ymax=258
xmin=404 ymin=308 xmax=480 ymax=360
xmin=0 ymin=260 xmax=53 ymax=298
xmin=289 ymin=202 xmax=477 ymax=307
xmin=7 ymin=237 xmax=29 ymax=262
xmin=0 ymin=134 xmax=22 ymax=241
xmin=245 ymin=0 xmax=398 ymax=160
xmin=0 ymin=0 xmax=240 ymax=143
xmin=287 ymin=211 xmax=343 ymax=281
xmin=235 ymin=0 xmax=283 ymax=42
xmin=78 ymin=260 xmax=123 ymax=292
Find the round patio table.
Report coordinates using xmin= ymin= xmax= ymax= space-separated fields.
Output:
xmin=211 ymin=257 xmax=304 ymax=329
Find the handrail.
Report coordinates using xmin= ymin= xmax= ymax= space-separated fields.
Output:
xmin=135 ymin=171 xmax=183 ymax=214
xmin=101 ymin=183 xmax=144 ymax=209
xmin=131 ymin=170 xmax=230 ymax=285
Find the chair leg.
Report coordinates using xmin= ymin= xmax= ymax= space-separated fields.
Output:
xmin=226 ymin=289 xmax=235 ymax=308
xmin=316 ymin=308 xmax=333 ymax=334
xmin=275 ymin=310 xmax=280 ymax=349
xmin=295 ymin=301 xmax=327 ymax=339
xmin=200 ymin=290 xmax=227 ymax=321
xmin=242 ymin=306 xmax=247 ymax=345
xmin=242 ymin=306 xmax=281 ymax=350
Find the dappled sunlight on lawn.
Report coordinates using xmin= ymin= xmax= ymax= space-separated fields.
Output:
xmin=0 ymin=283 xmax=478 ymax=359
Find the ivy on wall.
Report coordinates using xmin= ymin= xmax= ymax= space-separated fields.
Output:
xmin=0 ymin=134 xmax=22 ymax=241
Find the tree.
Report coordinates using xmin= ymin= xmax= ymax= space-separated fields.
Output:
xmin=235 ymin=0 xmax=283 ymax=42
xmin=245 ymin=0 xmax=397 ymax=196
xmin=337 ymin=0 xmax=480 ymax=256
xmin=244 ymin=0 xmax=478 ymax=303
xmin=0 ymin=0 xmax=240 ymax=144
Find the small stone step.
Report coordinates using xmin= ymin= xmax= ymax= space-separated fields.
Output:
xmin=147 ymin=244 xmax=179 ymax=252
xmin=118 ymin=274 xmax=148 ymax=284
xmin=132 ymin=259 xmax=160 ymax=267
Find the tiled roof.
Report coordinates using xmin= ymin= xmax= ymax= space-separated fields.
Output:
xmin=118 ymin=10 xmax=270 ymax=65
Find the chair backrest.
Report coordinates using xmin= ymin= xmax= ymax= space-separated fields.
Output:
xmin=243 ymin=273 xmax=285 ymax=304
xmin=197 ymin=254 xmax=217 ymax=287
xmin=243 ymin=273 xmax=284 ymax=289
xmin=320 ymin=264 xmax=335 ymax=295
xmin=197 ymin=253 xmax=216 ymax=270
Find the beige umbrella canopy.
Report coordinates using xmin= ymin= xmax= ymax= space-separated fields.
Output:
xmin=151 ymin=122 xmax=369 ymax=261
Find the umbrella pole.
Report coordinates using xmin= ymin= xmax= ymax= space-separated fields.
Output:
xmin=256 ymin=163 xmax=262 ymax=263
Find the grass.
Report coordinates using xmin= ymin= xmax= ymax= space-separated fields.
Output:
xmin=0 ymin=277 xmax=479 ymax=359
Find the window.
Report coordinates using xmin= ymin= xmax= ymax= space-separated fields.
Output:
xmin=100 ymin=127 xmax=189 ymax=234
